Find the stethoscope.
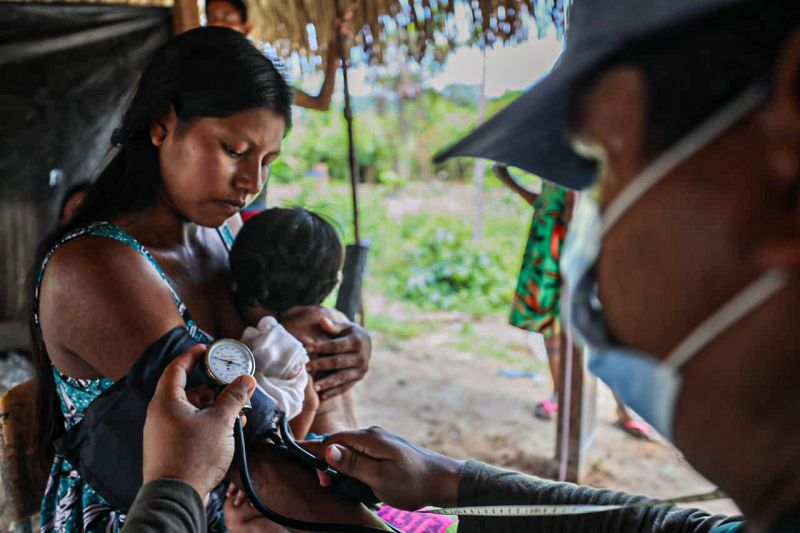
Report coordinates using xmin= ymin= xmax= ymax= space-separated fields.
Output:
xmin=204 ymin=338 xmax=400 ymax=532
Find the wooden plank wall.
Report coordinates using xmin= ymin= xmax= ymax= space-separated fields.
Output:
xmin=0 ymin=199 xmax=49 ymax=351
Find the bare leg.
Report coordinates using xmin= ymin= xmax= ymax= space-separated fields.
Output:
xmin=545 ymin=334 xmax=561 ymax=397
xmin=613 ymin=392 xmax=653 ymax=440
xmin=614 ymin=393 xmax=633 ymax=423
xmin=534 ymin=333 xmax=562 ymax=420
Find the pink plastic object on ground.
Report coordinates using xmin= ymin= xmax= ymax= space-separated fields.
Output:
xmin=377 ymin=504 xmax=455 ymax=533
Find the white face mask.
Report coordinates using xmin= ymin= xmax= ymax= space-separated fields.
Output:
xmin=562 ymin=83 xmax=790 ymax=440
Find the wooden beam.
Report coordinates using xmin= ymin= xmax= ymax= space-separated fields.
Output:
xmin=172 ymin=0 xmax=200 ymax=34
xmin=0 ymin=322 xmax=29 ymax=353
xmin=554 ymin=288 xmax=598 ymax=483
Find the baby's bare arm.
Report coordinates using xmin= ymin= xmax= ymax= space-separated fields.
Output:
xmin=289 ymin=377 xmax=319 ymax=440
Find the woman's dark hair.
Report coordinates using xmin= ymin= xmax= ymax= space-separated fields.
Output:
xmin=570 ymin=1 xmax=800 ymax=159
xmin=28 ymin=26 xmax=293 ymax=455
xmin=230 ymin=208 xmax=344 ymax=313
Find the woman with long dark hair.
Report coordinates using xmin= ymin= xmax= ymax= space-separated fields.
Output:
xmin=30 ymin=27 xmax=375 ymax=532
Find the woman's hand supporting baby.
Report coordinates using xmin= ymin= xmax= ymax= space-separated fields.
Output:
xmin=278 ymin=308 xmax=372 ymax=402
xmin=304 ymin=317 xmax=372 ymax=400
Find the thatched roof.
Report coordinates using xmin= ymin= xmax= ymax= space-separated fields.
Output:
xmin=4 ymin=0 xmax=562 ymax=64
xmin=4 ymin=0 xmax=172 ymax=5
xmin=250 ymin=0 xmax=565 ymax=65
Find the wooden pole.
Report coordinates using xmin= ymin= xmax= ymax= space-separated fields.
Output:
xmin=335 ymin=0 xmax=361 ymax=243
xmin=555 ymin=283 xmax=598 ymax=483
xmin=331 ymin=0 xmax=368 ymax=326
xmin=172 ymin=0 xmax=201 ymax=34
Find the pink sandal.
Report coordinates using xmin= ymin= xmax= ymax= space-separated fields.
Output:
xmin=618 ymin=418 xmax=654 ymax=440
xmin=534 ymin=398 xmax=559 ymax=420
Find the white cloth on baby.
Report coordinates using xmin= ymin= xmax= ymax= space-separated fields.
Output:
xmin=240 ymin=316 xmax=309 ymax=420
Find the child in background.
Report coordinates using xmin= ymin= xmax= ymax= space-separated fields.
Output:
xmin=229 ymin=207 xmax=344 ymax=440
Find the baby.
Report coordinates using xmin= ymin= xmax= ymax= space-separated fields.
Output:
xmin=229 ymin=207 xmax=344 ymax=440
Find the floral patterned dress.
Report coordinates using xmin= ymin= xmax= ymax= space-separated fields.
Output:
xmin=509 ymin=183 xmax=574 ymax=339
xmin=34 ymin=222 xmax=229 ymax=532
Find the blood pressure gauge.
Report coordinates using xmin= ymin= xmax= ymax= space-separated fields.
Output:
xmin=204 ymin=339 xmax=256 ymax=386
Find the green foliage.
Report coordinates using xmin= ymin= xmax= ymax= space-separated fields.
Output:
xmin=273 ymin=88 xmax=523 ymax=185
xmin=391 ymin=219 xmax=509 ymax=314
xmin=368 ymin=313 xmax=433 ymax=340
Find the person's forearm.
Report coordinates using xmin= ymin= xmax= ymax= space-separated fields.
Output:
xmin=121 ymin=479 xmax=205 ymax=533
xmin=493 ymin=166 xmax=538 ymax=205
xmin=317 ymin=49 xmax=338 ymax=106
xmin=457 ymin=461 xmax=740 ymax=533
xmin=505 ymin=178 xmax=538 ymax=205
xmin=295 ymin=50 xmax=338 ymax=111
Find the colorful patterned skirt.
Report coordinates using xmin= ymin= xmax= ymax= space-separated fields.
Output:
xmin=509 ymin=184 xmax=571 ymax=339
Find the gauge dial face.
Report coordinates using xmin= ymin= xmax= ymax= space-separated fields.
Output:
xmin=205 ymin=339 xmax=256 ymax=385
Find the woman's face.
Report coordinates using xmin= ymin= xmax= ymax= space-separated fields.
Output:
xmin=152 ymin=106 xmax=284 ymax=227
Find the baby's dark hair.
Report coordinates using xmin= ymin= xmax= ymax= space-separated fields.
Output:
xmin=230 ymin=207 xmax=344 ymax=313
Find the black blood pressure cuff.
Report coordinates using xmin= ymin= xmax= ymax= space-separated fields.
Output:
xmin=53 ymin=326 xmax=280 ymax=512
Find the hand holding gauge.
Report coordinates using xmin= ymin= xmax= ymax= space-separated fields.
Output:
xmin=142 ymin=345 xmax=257 ymax=500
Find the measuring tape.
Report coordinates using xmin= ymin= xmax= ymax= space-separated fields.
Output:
xmin=422 ymin=489 xmax=728 ymax=517
xmin=423 ymin=504 xmax=623 ymax=517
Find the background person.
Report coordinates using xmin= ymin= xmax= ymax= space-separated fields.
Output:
xmin=495 ymin=164 xmax=651 ymax=439
xmin=495 ymin=163 xmax=574 ymax=419
xmin=206 ymin=0 xmax=351 ymax=112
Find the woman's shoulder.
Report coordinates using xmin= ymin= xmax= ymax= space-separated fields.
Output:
xmin=39 ymin=230 xmax=182 ymax=334
xmin=39 ymin=233 xmax=186 ymax=379
xmin=42 ymin=229 xmax=159 ymax=289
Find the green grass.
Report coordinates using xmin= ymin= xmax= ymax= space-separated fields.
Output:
xmin=368 ymin=313 xmax=434 ymax=340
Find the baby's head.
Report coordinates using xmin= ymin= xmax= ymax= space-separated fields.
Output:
xmin=230 ymin=207 xmax=343 ymax=324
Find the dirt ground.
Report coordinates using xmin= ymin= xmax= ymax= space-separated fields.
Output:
xmin=353 ymin=292 xmax=741 ymax=519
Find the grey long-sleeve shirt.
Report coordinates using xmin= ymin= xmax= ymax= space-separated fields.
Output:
xmin=121 ymin=479 xmax=205 ymax=533
xmin=119 ymin=462 xmax=745 ymax=533
xmin=457 ymin=460 xmax=743 ymax=533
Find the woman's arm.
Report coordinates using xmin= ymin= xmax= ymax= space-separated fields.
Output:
xmin=38 ymin=237 xmax=186 ymax=380
xmin=493 ymin=163 xmax=540 ymax=205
